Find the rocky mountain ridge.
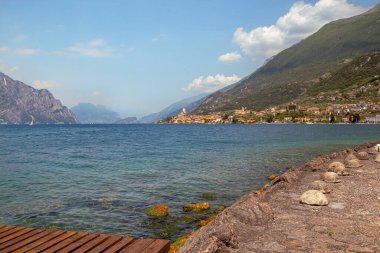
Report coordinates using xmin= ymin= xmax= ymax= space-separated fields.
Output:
xmin=0 ymin=72 xmax=76 ymax=124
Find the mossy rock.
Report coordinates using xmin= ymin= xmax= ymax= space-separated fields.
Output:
xmin=216 ymin=205 xmax=225 ymax=211
xmin=176 ymin=216 xmax=197 ymax=223
xmin=201 ymin=193 xmax=215 ymax=200
xmin=183 ymin=202 xmax=210 ymax=212
xmin=146 ymin=204 xmax=169 ymax=217
xmin=267 ymin=174 xmax=278 ymax=180
xmin=198 ymin=214 xmax=217 ymax=228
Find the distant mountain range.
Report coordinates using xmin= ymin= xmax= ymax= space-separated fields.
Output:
xmin=195 ymin=4 xmax=380 ymax=114
xmin=139 ymin=93 xmax=208 ymax=123
xmin=0 ymin=72 xmax=76 ymax=124
xmin=71 ymin=103 xmax=121 ymax=124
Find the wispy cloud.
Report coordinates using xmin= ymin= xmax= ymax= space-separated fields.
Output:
xmin=152 ymin=34 xmax=165 ymax=43
xmin=218 ymin=52 xmax=242 ymax=63
xmin=12 ymin=34 xmax=26 ymax=43
xmin=68 ymin=38 xmax=115 ymax=58
xmin=15 ymin=48 xmax=38 ymax=56
xmin=0 ymin=62 xmax=19 ymax=73
xmin=32 ymin=80 xmax=60 ymax=90
xmin=0 ymin=47 xmax=10 ymax=54
xmin=233 ymin=0 xmax=365 ymax=61
xmin=183 ymin=74 xmax=241 ymax=93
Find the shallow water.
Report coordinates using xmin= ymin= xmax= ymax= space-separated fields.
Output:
xmin=0 ymin=124 xmax=379 ymax=240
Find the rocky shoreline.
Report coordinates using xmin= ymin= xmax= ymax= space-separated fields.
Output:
xmin=178 ymin=142 xmax=380 ymax=253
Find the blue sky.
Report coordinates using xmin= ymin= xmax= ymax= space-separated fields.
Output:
xmin=0 ymin=0 xmax=378 ymax=117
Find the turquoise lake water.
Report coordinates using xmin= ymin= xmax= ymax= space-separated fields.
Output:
xmin=0 ymin=124 xmax=379 ymax=240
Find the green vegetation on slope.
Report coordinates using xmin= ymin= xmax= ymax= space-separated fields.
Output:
xmin=195 ymin=5 xmax=380 ymax=114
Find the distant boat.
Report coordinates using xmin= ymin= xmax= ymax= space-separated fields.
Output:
xmin=29 ymin=115 xmax=34 ymax=126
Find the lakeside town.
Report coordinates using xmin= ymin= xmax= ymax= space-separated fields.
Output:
xmin=162 ymin=101 xmax=380 ymax=124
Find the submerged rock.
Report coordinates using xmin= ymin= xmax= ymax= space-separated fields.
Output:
xmin=146 ymin=204 xmax=169 ymax=217
xmin=308 ymin=180 xmax=331 ymax=194
xmin=201 ymin=193 xmax=215 ymax=200
xmin=357 ymin=151 xmax=369 ymax=160
xmin=323 ymin=172 xmax=341 ymax=183
xmin=183 ymin=203 xmax=210 ymax=212
xmin=300 ymin=190 xmax=328 ymax=206
xmin=346 ymin=159 xmax=363 ymax=168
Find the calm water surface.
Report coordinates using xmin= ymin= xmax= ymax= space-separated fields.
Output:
xmin=0 ymin=124 xmax=379 ymax=240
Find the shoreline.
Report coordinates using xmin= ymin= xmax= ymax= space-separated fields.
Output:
xmin=176 ymin=141 xmax=380 ymax=252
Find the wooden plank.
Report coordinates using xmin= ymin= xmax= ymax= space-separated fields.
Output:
xmin=0 ymin=225 xmax=170 ymax=253
xmin=86 ymin=235 xmax=123 ymax=253
xmin=71 ymin=234 xmax=111 ymax=253
xmin=1 ymin=230 xmax=54 ymax=253
xmin=0 ymin=229 xmax=45 ymax=252
xmin=119 ymin=238 xmax=156 ymax=253
xmin=13 ymin=230 xmax=66 ymax=253
xmin=102 ymin=237 xmax=135 ymax=253
xmin=0 ymin=227 xmax=35 ymax=245
xmin=0 ymin=225 xmax=16 ymax=235
xmin=28 ymin=231 xmax=82 ymax=252
xmin=55 ymin=234 xmax=99 ymax=253
xmin=139 ymin=239 xmax=170 ymax=253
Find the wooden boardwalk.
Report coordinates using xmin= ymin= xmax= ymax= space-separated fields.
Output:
xmin=0 ymin=225 xmax=170 ymax=253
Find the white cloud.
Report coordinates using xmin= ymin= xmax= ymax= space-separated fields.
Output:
xmin=218 ymin=52 xmax=242 ymax=63
xmin=233 ymin=0 xmax=365 ymax=61
xmin=0 ymin=62 xmax=19 ymax=73
xmin=91 ymin=91 xmax=102 ymax=97
xmin=68 ymin=38 xmax=114 ymax=57
xmin=0 ymin=47 xmax=10 ymax=54
xmin=32 ymin=80 xmax=59 ymax=90
xmin=183 ymin=74 xmax=241 ymax=93
xmin=15 ymin=48 xmax=37 ymax=56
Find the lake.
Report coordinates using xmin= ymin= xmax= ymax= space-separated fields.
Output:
xmin=0 ymin=124 xmax=379 ymax=240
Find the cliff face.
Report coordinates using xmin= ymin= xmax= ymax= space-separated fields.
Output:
xmin=0 ymin=72 xmax=77 ymax=124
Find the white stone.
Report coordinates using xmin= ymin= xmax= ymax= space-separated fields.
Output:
xmin=300 ymin=190 xmax=328 ymax=206
xmin=323 ymin=172 xmax=341 ymax=183
xmin=308 ymin=180 xmax=331 ymax=194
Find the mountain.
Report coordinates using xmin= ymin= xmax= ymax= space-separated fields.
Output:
xmin=114 ymin=117 xmax=138 ymax=124
xmin=71 ymin=103 xmax=120 ymax=124
xmin=139 ymin=93 xmax=208 ymax=123
xmin=195 ymin=4 xmax=380 ymax=114
xmin=0 ymin=72 xmax=76 ymax=124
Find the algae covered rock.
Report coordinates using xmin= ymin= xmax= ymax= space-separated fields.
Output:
xmin=268 ymin=174 xmax=278 ymax=180
xmin=357 ymin=151 xmax=369 ymax=160
xmin=300 ymin=190 xmax=328 ymax=206
xmin=346 ymin=159 xmax=363 ymax=168
xmin=183 ymin=202 xmax=210 ymax=212
xmin=323 ymin=172 xmax=341 ymax=183
xmin=201 ymin=193 xmax=215 ymax=200
xmin=146 ymin=204 xmax=169 ymax=217
xmin=308 ymin=180 xmax=331 ymax=194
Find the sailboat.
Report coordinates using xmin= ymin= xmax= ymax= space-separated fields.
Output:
xmin=29 ymin=115 xmax=34 ymax=126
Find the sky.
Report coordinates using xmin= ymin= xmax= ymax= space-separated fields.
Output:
xmin=0 ymin=0 xmax=378 ymax=117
